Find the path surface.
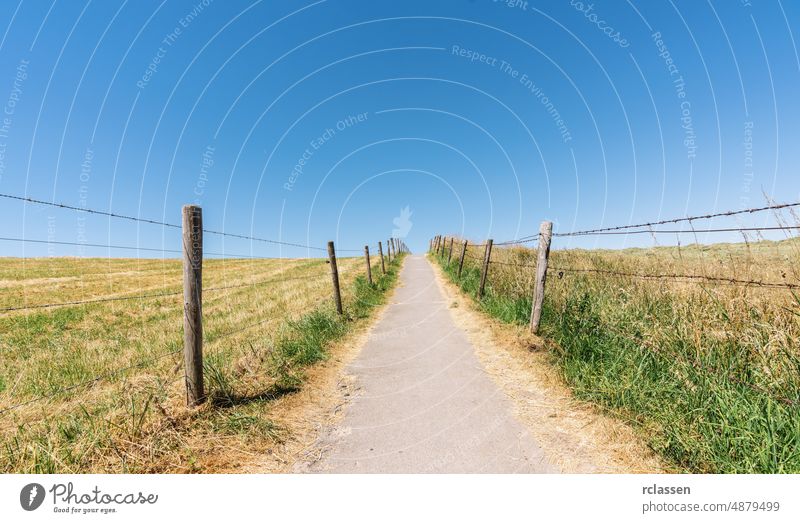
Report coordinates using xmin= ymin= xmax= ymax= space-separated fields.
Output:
xmin=305 ymin=255 xmax=555 ymax=473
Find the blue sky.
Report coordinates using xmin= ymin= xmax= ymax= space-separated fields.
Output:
xmin=0 ymin=0 xmax=798 ymax=257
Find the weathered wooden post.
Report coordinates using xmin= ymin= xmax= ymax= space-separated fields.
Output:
xmin=438 ymin=236 xmax=445 ymax=257
xmin=458 ymin=240 xmax=468 ymax=278
xmin=182 ymin=205 xmax=205 ymax=406
xmin=530 ymin=221 xmax=553 ymax=334
xmin=327 ymin=241 xmax=343 ymax=315
xmin=364 ymin=245 xmax=373 ymax=285
xmin=447 ymin=237 xmax=454 ymax=264
xmin=387 ymin=238 xmax=393 ymax=262
xmin=478 ymin=239 xmax=493 ymax=299
xmin=378 ymin=241 xmax=386 ymax=274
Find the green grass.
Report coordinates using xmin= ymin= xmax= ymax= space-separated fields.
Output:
xmin=432 ymin=241 xmax=800 ymax=473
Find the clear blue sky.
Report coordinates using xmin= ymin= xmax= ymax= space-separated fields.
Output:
xmin=0 ymin=0 xmax=798 ymax=257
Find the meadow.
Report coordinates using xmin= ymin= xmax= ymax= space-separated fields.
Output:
xmin=436 ymin=236 xmax=800 ymax=473
xmin=0 ymin=253 xmax=403 ymax=473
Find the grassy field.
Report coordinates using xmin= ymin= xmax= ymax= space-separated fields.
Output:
xmin=435 ymin=237 xmax=800 ymax=473
xmin=0 ymin=253 xmax=403 ymax=473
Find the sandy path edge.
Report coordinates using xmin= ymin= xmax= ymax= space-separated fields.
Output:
xmin=239 ymin=261 xmax=407 ymax=473
xmin=428 ymin=257 xmax=666 ymax=473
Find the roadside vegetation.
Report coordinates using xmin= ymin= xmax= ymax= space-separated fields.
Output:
xmin=434 ymin=238 xmax=800 ymax=473
xmin=0 ymin=253 xmax=404 ymax=473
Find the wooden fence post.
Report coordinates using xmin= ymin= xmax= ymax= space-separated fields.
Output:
xmin=530 ymin=221 xmax=553 ymax=334
xmin=182 ymin=205 xmax=205 ymax=407
xmin=364 ymin=245 xmax=373 ymax=285
xmin=458 ymin=240 xmax=468 ymax=278
xmin=327 ymin=241 xmax=343 ymax=315
xmin=478 ymin=239 xmax=493 ymax=298
xmin=438 ymin=236 xmax=445 ymax=257
xmin=447 ymin=237 xmax=454 ymax=264
xmin=378 ymin=241 xmax=386 ymax=274
xmin=387 ymin=238 xmax=393 ymax=262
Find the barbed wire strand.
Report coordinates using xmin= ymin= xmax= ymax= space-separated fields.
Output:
xmin=0 ymin=272 xmax=323 ymax=313
xmin=0 ymin=192 xmax=368 ymax=252
xmin=555 ymin=225 xmax=799 ymax=237
xmin=553 ymin=200 xmax=800 ymax=237
xmin=0 ymin=236 xmax=284 ymax=259
xmin=548 ymin=265 xmax=800 ymax=290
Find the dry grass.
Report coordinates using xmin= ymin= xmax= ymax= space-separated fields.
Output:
xmin=0 ymin=254 xmax=398 ymax=473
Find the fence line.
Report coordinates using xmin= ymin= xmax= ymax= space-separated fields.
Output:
xmin=549 ymin=265 xmax=800 ymax=290
xmin=0 ymin=273 xmax=320 ymax=313
xmin=0 ymin=236 xmax=295 ymax=259
xmin=0 ymin=196 xmax=410 ymax=413
xmin=431 ymin=201 xmax=800 ymax=333
xmin=553 ymin=200 xmax=800 ymax=237
xmin=555 ymin=225 xmax=799 ymax=237
xmin=0 ymin=191 xmax=369 ymax=253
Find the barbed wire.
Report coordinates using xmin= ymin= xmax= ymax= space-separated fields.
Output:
xmin=0 ymin=288 xmax=184 ymax=312
xmin=0 ymin=193 xmax=181 ymax=229
xmin=0 ymin=236 xmax=323 ymax=259
xmin=495 ymin=235 xmax=539 ymax=246
xmin=0 ymin=272 xmax=324 ymax=313
xmin=553 ymin=200 xmax=800 ymax=237
xmin=548 ymin=265 xmax=800 ymax=290
xmin=555 ymin=225 xmax=799 ymax=237
xmin=0 ymin=192 xmax=370 ymax=253
xmin=488 ymin=259 xmax=537 ymax=269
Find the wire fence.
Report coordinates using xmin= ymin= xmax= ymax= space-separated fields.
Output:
xmin=0 ymin=192 xmax=410 ymax=425
xmin=0 ymin=192 xmax=369 ymax=253
xmin=551 ymin=200 xmax=800 ymax=237
xmin=431 ymin=199 xmax=800 ymax=331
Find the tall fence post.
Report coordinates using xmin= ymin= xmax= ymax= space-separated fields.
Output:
xmin=478 ymin=239 xmax=493 ymax=299
xmin=447 ymin=237 xmax=454 ymax=264
xmin=378 ymin=241 xmax=386 ymax=274
xmin=530 ymin=221 xmax=553 ymax=334
xmin=182 ymin=204 xmax=205 ymax=407
xmin=387 ymin=238 xmax=393 ymax=262
xmin=458 ymin=240 xmax=468 ymax=278
xmin=364 ymin=245 xmax=373 ymax=285
xmin=328 ymin=241 xmax=343 ymax=315
xmin=438 ymin=236 xmax=445 ymax=257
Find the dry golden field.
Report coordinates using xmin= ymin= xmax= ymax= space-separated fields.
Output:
xmin=0 ymin=254 xmax=399 ymax=473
